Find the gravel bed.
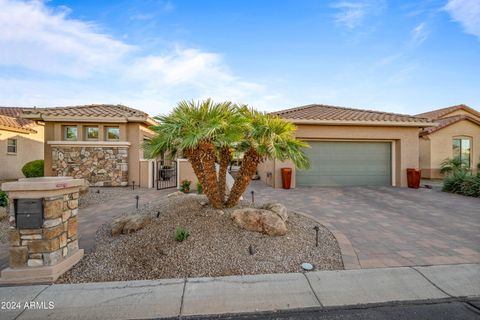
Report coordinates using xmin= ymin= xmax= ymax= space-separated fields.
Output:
xmin=59 ymin=195 xmax=343 ymax=283
xmin=79 ymin=187 xmax=137 ymax=208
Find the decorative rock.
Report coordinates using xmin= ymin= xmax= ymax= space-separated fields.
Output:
xmin=20 ymin=234 xmax=42 ymax=240
xmin=26 ymin=238 xmax=60 ymax=253
xmin=62 ymin=210 xmax=71 ymax=222
xmin=167 ymin=191 xmax=185 ymax=198
xmin=63 ymin=247 xmax=68 ymax=257
xmin=19 ymin=229 xmax=42 ymax=235
xmin=123 ymin=215 xmax=150 ymax=235
xmin=111 ymin=216 xmax=129 ymax=236
xmin=231 ymin=208 xmax=288 ymax=236
xmin=29 ymin=253 xmax=42 ymax=259
xmin=71 ymin=208 xmax=78 ymax=216
xmin=10 ymin=247 xmax=28 ymax=268
xmin=27 ymin=259 xmax=43 ymax=267
xmin=261 ymin=203 xmax=288 ymax=222
xmin=67 ymin=240 xmax=79 ymax=252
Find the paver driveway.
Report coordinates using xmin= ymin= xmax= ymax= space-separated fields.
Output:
xmin=247 ymin=181 xmax=480 ymax=269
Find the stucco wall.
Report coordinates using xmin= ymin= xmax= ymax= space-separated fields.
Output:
xmin=259 ymin=125 xmax=420 ymax=188
xmin=0 ymin=124 xmax=44 ymax=180
xmin=177 ymin=159 xmax=199 ymax=188
xmin=420 ymin=120 xmax=480 ymax=179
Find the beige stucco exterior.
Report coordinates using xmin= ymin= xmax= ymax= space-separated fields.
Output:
xmin=0 ymin=124 xmax=44 ymax=180
xmin=257 ymin=124 xmax=421 ymax=188
xmin=420 ymin=116 xmax=480 ymax=179
xmin=177 ymin=159 xmax=199 ymax=188
xmin=42 ymin=121 xmax=156 ymax=187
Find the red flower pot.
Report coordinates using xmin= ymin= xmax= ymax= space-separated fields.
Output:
xmin=406 ymin=168 xmax=421 ymax=189
xmin=281 ymin=168 xmax=292 ymax=189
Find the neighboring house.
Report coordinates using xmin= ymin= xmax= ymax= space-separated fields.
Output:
xmin=0 ymin=107 xmax=44 ymax=181
xmin=417 ymin=104 xmax=480 ymax=179
xmin=21 ymin=105 xmax=159 ymax=188
xmin=257 ymin=104 xmax=434 ymax=188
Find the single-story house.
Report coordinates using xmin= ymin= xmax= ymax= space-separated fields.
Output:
xmin=257 ymin=104 xmax=434 ymax=188
xmin=21 ymin=105 xmax=160 ymax=188
xmin=417 ymin=104 xmax=480 ymax=179
xmin=0 ymin=107 xmax=44 ymax=181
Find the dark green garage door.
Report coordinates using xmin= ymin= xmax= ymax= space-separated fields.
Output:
xmin=296 ymin=141 xmax=392 ymax=187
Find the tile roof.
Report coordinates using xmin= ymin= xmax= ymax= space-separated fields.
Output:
xmin=416 ymin=104 xmax=480 ymax=120
xmin=21 ymin=104 xmax=148 ymax=119
xmin=272 ymin=104 xmax=432 ymax=124
xmin=420 ymin=114 xmax=480 ymax=136
xmin=0 ymin=107 xmax=37 ymax=133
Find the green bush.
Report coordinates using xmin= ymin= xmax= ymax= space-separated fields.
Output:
xmin=174 ymin=227 xmax=190 ymax=242
xmin=0 ymin=191 xmax=8 ymax=207
xmin=21 ymin=160 xmax=44 ymax=178
xmin=443 ymin=171 xmax=480 ymax=197
xmin=196 ymin=182 xmax=203 ymax=194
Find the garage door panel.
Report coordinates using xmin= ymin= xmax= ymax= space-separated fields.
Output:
xmin=296 ymin=141 xmax=391 ymax=187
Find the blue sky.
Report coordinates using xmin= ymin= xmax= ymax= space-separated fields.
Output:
xmin=0 ymin=0 xmax=479 ymax=116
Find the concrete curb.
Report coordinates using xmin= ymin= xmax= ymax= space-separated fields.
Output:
xmin=0 ymin=263 xmax=478 ymax=319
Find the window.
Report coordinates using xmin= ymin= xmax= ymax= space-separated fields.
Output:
xmin=453 ymin=137 xmax=471 ymax=168
xmin=64 ymin=126 xmax=78 ymax=140
xmin=85 ymin=127 xmax=99 ymax=140
xmin=106 ymin=127 xmax=120 ymax=140
xmin=7 ymin=139 xmax=17 ymax=154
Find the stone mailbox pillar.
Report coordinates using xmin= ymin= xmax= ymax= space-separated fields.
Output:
xmin=1 ymin=177 xmax=84 ymax=284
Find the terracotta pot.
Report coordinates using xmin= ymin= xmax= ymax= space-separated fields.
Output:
xmin=406 ymin=168 xmax=421 ymax=189
xmin=281 ymin=168 xmax=292 ymax=189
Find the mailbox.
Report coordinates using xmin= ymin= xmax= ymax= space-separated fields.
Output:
xmin=15 ymin=199 xmax=44 ymax=229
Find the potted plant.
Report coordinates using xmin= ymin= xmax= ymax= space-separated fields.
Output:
xmin=180 ymin=180 xmax=191 ymax=193
xmin=160 ymin=165 xmax=174 ymax=180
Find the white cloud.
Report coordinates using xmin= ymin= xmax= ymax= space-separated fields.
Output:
xmin=331 ymin=0 xmax=385 ymax=29
xmin=444 ymin=0 xmax=480 ymax=39
xmin=410 ymin=22 xmax=429 ymax=46
xmin=0 ymin=0 xmax=272 ymax=114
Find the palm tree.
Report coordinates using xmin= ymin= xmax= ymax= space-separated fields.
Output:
xmin=144 ymin=99 xmax=245 ymax=208
xmin=440 ymin=156 xmax=469 ymax=175
xmin=225 ymin=108 xmax=310 ymax=208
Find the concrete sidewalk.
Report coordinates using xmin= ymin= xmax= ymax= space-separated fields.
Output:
xmin=0 ymin=264 xmax=479 ymax=320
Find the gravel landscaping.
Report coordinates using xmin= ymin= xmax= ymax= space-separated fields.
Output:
xmin=59 ymin=194 xmax=343 ymax=283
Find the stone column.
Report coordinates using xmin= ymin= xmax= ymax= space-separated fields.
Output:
xmin=1 ymin=177 xmax=85 ymax=284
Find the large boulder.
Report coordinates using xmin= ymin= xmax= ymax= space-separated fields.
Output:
xmin=231 ymin=208 xmax=287 ymax=236
xmin=260 ymin=203 xmax=288 ymax=221
xmin=111 ymin=214 xmax=150 ymax=236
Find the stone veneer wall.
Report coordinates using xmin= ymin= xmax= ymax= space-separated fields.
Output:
xmin=9 ymin=191 xmax=79 ymax=268
xmin=51 ymin=146 xmax=128 ymax=187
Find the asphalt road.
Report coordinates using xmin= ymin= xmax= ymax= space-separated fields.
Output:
xmin=184 ymin=300 xmax=480 ymax=320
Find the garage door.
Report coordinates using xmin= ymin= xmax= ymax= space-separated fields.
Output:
xmin=296 ymin=141 xmax=392 ymax=187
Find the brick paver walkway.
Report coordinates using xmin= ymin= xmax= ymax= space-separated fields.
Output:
xmin=246 ymin=181 xmax=480 ymax=269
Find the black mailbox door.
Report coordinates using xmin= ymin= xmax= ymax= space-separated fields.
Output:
xmin=15 ymin=199 xmax=43 ymax=229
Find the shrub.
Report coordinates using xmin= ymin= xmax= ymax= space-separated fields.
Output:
xmin=180 ymin=180 xmax=191 ymax=193
xmin=440 ymin=157 xmax=469 ymax=175
xmin=0 ymin=191 xmax=8 ymax=207
xmin=174 ymin=227 xmax=190 ymax=242
xmin=443 ymin=171 xmax=480 ymax=198
xmin=21 ymin=160 xmax=44 ymax=178
xmin=196 ymin=182 xmax=203 ymax=194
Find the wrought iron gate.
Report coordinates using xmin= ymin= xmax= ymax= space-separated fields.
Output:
xmin=156 ymin=160 xmax=177 ymax=190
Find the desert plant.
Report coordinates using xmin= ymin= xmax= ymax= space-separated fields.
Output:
xmin=174 ymin=227 xmax=190 ymax=242
xmin=196 ymin=182 xmax=203 ymax=194
xmin=440 ymin=157 xmax=469 ymax=175
xmin=21 ymin=160 xmax=44 ymax=178
xmin=180 ymin=180 xmax=191 ymax=193
xmin=0 ymin=191 xmax=8 ymax=207
xmin=443 ymin=170 xmax=480 ymax=197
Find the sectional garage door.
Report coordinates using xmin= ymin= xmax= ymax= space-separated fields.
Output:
xmin=296 ymin=141 xmax=392 ymax=187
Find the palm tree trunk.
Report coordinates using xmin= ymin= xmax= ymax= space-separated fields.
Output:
xmin=225 ymin=147 xmax=261 ymax=208
xmin=218 ymin=147 xmax=231 ymax=203
xmin=184 ymin=145 xmax=223 ymax=208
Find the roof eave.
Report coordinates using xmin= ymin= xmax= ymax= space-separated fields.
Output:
xmin=284 ymin=119 xmax=437 ymax=128
xmin=0 ymin=124 xmax=37 ymax=134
